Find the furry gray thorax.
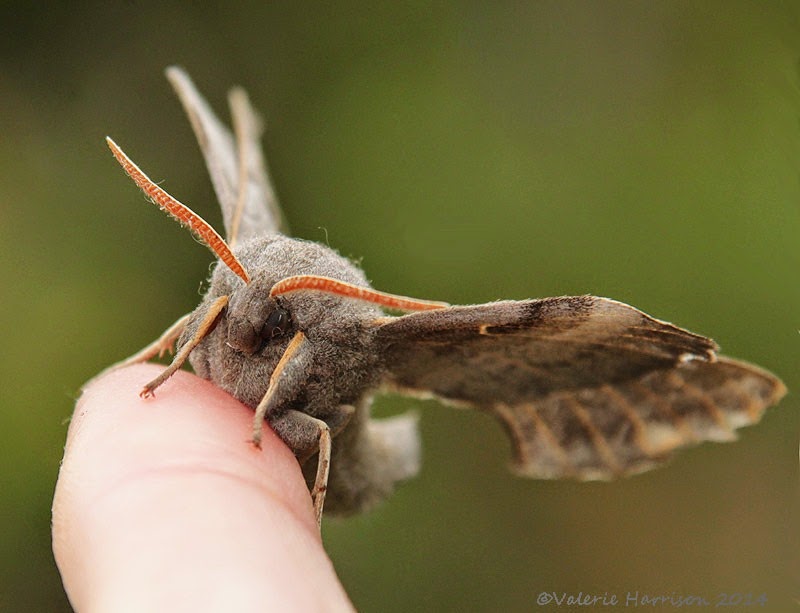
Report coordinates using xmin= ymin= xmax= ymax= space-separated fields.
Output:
xmin=185 ymin=234 xmax=384 ymax=413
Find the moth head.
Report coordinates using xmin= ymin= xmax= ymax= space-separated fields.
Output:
xmin=218 ymin=261 xmax=297 ymax=357
xmin=225 ymin=293 xmax=291 ymax=356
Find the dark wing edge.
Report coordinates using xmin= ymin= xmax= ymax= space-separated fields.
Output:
xmin=374 ymin=296 xmax=786 ymax=480
xmin=164 ymin=66 xmax=285 ymax=242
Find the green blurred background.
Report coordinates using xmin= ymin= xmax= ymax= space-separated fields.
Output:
xmin=2 ymin=1 xmax=799 ymax=610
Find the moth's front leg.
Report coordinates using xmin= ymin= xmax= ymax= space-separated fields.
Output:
xmin=141 ymin=296 xmax=229 ymax=397
xmin=267 ymin=405 xmax=354 ymax=526
xmin=86 ymin=312 xmax=193 ymax=390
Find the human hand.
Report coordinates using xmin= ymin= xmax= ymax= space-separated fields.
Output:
xmin=52 ymin=364 xmax=353 ymax=611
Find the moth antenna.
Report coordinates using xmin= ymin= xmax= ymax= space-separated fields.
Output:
xmin=269 ymin=275 xmax=449 ymax=312
xmin=106 ymin=136 xmax=251 ymax=284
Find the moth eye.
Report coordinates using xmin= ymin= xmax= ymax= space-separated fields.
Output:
xmin=261 ymin=307 xmax=291 ymax=340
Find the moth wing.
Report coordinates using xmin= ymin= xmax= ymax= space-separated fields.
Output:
xmin=374 ymin=296 xmax=785 ymax=479
xmin=165 ymin=66 xmax=285 ymax=242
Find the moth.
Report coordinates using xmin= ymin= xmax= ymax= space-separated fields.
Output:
xmin=106 ymin=67 xmax=786 ymax=526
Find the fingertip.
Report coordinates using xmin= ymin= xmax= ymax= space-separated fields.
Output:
xmin=62 ymin=364 xmax=314 ymax=528
xmin=54 ymin=364 xmax=352 ymax=611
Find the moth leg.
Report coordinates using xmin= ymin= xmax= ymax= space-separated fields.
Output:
xmin=140 ymin=295 xmax=229 ymax=398
xmin=250 ymin=331 xmax=307 ymax=446
xmin=88 ymin=313 xmax=192 ymax=390
xmin=268 ymin=409 xmax=336 ymax=528
xmin=124 ymin=312 xmax=192 ymax=362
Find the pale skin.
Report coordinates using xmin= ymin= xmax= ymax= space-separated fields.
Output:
xmin=52 ymin=364 xmax=354 ymax=612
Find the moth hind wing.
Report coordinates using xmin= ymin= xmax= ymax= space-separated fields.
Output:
xmin=365 ymin=410 xmax=422 ymax=484
xmin=494 ymin=356 xmax=785 ymax=481
xmin=165 ymin=66 xmax=285 ymax=243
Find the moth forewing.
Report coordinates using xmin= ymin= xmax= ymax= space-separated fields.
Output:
xmin=227 ymin=85 xmax=285 ymax=242
xmin=165 ymin=66 xmax=284 ymax=241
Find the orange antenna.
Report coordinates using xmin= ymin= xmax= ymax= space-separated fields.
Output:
xmin=270 ymin=275 xmax=449 ymax=312
xmin=106 ymin=137 xmax=251 ymax=284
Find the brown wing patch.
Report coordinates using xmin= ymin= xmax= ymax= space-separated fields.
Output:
xmin=165 ymin=66 xmax=284 ymax=240
xmin=379 ymin=297 xmax=719 ymax=406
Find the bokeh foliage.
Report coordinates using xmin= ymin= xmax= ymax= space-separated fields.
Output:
xmin=1 ymin=2 xmax=799 ymax=610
